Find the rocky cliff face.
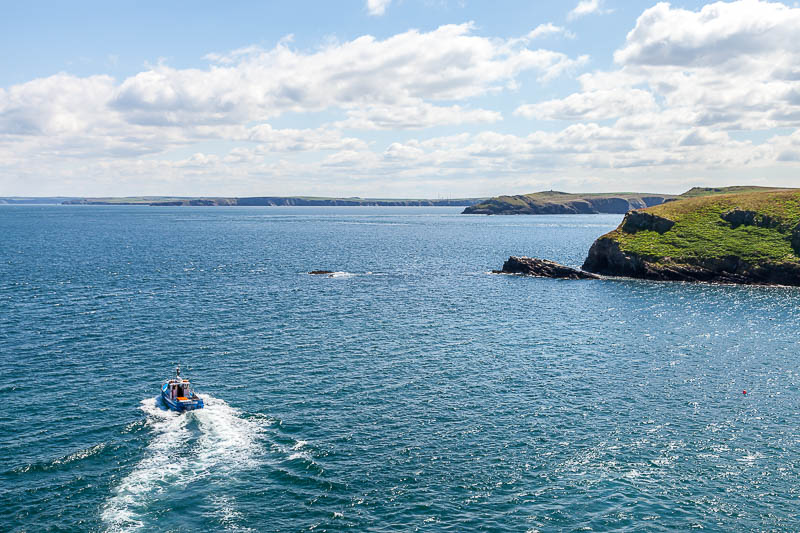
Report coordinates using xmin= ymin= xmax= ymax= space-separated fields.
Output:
xmin=792 ymin=223 xmax=800 ymax=255
xmin=583 ymin=236 xmax=800 ymax=285
xmin=620 ymin=211 xmax=675 ymax=234
xmin=582 ymin=193 xmax=800 ymax=286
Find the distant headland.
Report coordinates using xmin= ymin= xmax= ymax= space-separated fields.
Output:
xmin=462 ymin=191 xmax=675 ymax=215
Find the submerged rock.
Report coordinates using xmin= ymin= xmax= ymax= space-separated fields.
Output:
xmin=498 ymin=256 xmax=600 ymax=279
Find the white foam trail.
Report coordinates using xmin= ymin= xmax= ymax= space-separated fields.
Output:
xmin=193 ymin=395 xmax=265 ymax=474
xmin=102 ymin=398 xmax=191 ymax=532
xmin=101 ymin=395 xmax=266 ymax=532
xmin=193 ymin=396 xmax=266 ymax=530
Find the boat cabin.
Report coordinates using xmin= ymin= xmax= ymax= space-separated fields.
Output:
xmin=165 ymin=367 xmax=195 ymax=400
xmin=161 ymin=366 xmax=204 ymax=411
xmin=165 ymin=378 xmax=193 ymax=400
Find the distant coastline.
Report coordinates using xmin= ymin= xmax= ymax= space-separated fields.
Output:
xmin=0 ymin=196 xmax=485 ymax=207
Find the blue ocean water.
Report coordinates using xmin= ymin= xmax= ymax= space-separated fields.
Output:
xmin=1 ymin=206 xmax=800 ymax=532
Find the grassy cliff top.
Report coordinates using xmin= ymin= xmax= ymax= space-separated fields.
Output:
xmin=678 ymin=186 xmax=790 ymax=198
xmin=610 ymin=189 xmax=800 ymax=264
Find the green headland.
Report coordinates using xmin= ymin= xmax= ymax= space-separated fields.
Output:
xmin=581 ymin=187 xmax=800 ymax=285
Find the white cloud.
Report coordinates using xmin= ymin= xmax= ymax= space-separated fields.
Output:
xmin=519 ymin=0 xmax=800 ymax=144
xmin=322 ymin=149 xmax=379 ymax=167
xmin=335 ymin=101 xmax=502 ymax=130
xmin=246 ymin=124 xmax=368 ymax=152
xmin=5 ymin=23 xmax=580 ymax=133
xmin=526 ymin=23 xmax=573 ymax=40
xmin=615 ymin=0 xmax=800 ymax=67
xmin=3 ymin=3 xmax=800 ymax=196
xmin=0 ymin=23 xmax=584 ymax=163
xmin=0 ymin=74 xmax=117 ymax=136
xmin=515 ymin=89 xmax=657 ymax=121
xmin=1 ymin=117 xmax=795 ymax=196
xmin=366 ymin=0 xmax=391 ymax=16
xmin=568 ymin=0 xmax=607 ymax=21
xmin=677 ymin=127 xmax=732 ymax=147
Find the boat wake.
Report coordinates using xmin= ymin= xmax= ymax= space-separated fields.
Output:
xmin=101 ymin=395 xmax=267 ymax=532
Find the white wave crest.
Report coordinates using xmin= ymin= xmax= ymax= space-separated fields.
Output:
xmin=101 ymin=395 xmax=266 ymax=532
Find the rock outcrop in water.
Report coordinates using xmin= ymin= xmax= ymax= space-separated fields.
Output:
xmin=497 ymin=256 xmax=600 ymax=279
xmin=581 ymin=189 xmax=800 ymax=286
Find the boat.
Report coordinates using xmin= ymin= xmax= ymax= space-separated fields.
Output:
xmin=161 ymin=366 xmax=204 ymax=412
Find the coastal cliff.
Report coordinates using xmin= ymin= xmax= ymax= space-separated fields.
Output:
xmin=462 ymin=191 xmax=673 ymax=215
xmin=582 ymin=188 xmax=800 ymax=285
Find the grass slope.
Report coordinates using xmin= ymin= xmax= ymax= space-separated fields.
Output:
xmin=611 ymin=189 xmax=800 ymax=265
xmin=679 ymin=186 xmax=789 ymax=198
xmin=491 ymin=191 xmax=669 ymax=205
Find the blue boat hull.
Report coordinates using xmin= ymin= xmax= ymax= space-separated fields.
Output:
xmin=161 ymin=384 xmax=204 ymax=412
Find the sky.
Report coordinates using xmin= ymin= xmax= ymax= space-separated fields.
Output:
xmin=2 ymin=0 xmax=800 ymax=197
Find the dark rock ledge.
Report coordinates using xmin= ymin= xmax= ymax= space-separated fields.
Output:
xmin=621 ymin=210 xmax=675 ymax=234
xmin=495 ymin=256 xmax=601 ymax=280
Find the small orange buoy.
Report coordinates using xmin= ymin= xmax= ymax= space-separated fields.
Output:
xmin=743 ymin=390 xmax=747 ymax=395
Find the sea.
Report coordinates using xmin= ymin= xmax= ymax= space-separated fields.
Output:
xmin=1 ymin=205 xmax=799 ymax=532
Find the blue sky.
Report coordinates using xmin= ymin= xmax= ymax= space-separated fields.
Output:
xmin=1 ymin=0 xmax=800 ymax=197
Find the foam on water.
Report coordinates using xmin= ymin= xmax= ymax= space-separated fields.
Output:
xmin=102 ymin=399 xmax=191 ymax=531
xmin=328 ymin=271 xmax=354 ymax=278
xmin=193 ymin=395 xmax=266 ymax=474
xmin=101 ymin=395 xmax=266 ymax=532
